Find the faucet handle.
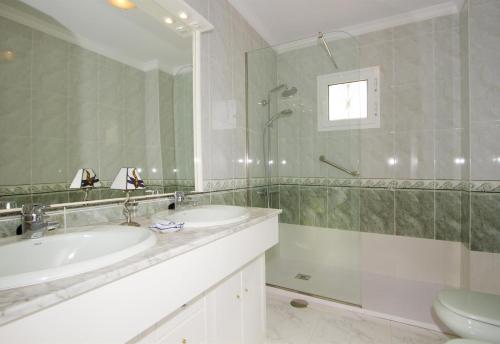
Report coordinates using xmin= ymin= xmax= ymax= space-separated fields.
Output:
xmin=174 ymin=191 xmax=185 ymax=202
xmin=21 ymin=203 xmax=46 ymax=216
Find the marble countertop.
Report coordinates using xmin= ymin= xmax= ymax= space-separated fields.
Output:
xmin=0 ymin=207 xmax=281 ymax=326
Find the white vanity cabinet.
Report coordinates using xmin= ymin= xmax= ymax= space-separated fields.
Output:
xmin=241 ymin=256 xmax=266 ymax=344
xmin=147 ymin=256 xmax=266 ymax=344
xmin=154 ymin=298 xmax=207 ymax=344
xmin=206 ymin=256 xmax=266 ymax=344
xmin=0 ymin=215 xmax=278 ymax=344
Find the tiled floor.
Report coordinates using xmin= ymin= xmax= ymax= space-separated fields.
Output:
xmin=266 ymin=296 xmax=453 ymax=344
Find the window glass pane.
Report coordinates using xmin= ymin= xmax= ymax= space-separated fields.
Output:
xmin=328 ymin=80 xmax=368 ymax=121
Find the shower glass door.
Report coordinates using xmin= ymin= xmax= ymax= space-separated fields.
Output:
xmin=246 ymin=31 xmax=362 ymax=305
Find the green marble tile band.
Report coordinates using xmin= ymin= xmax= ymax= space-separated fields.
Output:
xmin=258 ymin=184 xmax=494 ymax=252
xmin=395 ymin=190 xmax=435 ymax=239
xmin=360 ymin=189 xmax=394 ymax=235
xmin=436 ymin=191 xmax=462 ymax=242
xmin=471 ymin=193 xmax=500 ymax=253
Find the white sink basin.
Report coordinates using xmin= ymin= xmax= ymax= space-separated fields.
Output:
xmin=0 ymin=226 xmax=156 ymax=291
xmin=152 ymin=205 xmax=251 ymax=228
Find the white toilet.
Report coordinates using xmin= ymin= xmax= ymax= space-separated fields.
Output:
xmin=433 ymin=289 xmax=500 ymax=344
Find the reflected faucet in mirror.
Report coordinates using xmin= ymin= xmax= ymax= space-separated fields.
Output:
xmin=111 ymin=167 xmax=145 ymax=227
xmin=21 ymin=204 xmax=59 ymax=239
xmin=69 ymin=169 xmax=101 ymax=202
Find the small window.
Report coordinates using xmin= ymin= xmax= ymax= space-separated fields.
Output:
xmin=318 ymin=67 xmax=380 ymax=131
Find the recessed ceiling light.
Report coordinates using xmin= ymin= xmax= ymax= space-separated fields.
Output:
xmin=164 ymin=17 xmax=173 ymax=24
xmin=178 ymin=11 xmax=188 ymax=19
xmin=0 ymin=50 xmax=15 ymax=62
xmin=108 ymin=0 xmax=136 ymax=10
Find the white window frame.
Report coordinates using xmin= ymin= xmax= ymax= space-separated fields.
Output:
xmin=317 ymin=66 xmax=380 ymax=131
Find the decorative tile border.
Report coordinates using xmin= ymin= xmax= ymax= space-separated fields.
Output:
xmin=0 ymin=179 xmax=194 ymax=196
xmin=470 ymin=181 xmax=500 ymax=193
xmin=203 ymin=178 xmax=248 ymax=191
xmin=3 ymin=178 xmax=498 ymax=199
xmin=244 ymin=177 xmax=500 ymax=193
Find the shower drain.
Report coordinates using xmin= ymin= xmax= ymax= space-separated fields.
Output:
xmin=295 ymin=273 xmax=311 ymax=280
xmin=290 ymin=299 xmax=309 ymax=308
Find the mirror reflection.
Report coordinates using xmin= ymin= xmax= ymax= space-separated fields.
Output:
xmin=0 ymin=0 xmax=194 ymax=207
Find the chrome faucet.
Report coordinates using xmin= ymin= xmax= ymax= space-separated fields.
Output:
xmin=174 ymin=191 xmax=185 ymax=210
xmin=173 ymin=191 xmax=199 ymax=210
xmin=21 ymin=204 xmax=59 ymax=239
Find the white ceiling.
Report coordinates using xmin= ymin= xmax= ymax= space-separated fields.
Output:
xmin=228 ymin=0 xmax=462 ymax=46
xmin=2 ymin=0 xmax=192 ymax=73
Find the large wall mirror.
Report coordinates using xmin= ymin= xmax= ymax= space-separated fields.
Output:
xmin=0 ymin=0 xmax=208 ymax=209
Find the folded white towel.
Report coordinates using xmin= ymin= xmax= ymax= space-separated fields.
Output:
xmin=149 ymin=221 xmax=184 ymax=233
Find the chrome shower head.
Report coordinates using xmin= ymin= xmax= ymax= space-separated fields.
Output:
xmin=281 ymin=86 xmax=297 ymax=98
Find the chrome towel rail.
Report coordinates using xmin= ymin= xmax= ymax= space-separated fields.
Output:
xmin=319 ymin=155 xmax=359 ymax=176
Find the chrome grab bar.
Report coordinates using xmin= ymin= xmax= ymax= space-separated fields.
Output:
xmin=319 ymin=155 xmax=359 ymax=176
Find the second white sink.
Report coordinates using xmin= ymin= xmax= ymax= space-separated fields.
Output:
xmin=152 ymin=205 xmax=251 ymax=228
xmin=0 ymin=226 xmax=156 ymax=291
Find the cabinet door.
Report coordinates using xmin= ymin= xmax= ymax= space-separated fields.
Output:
xmin=241 ymin=256 xmax=265 ymax=344
xmin=207 ymin=272 xmax=243 ymax=344
xmin=158 ymin=309 xmax=206 ymax=344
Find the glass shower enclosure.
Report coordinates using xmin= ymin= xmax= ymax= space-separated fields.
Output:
xmin=246 ymin=31 xmax=362 ymax=305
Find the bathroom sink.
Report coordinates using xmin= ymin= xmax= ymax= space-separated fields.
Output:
xmin=152 ymin=205 xmax=251 ymax=228
xmin=0 ymin=226 xmax=156 ymax=291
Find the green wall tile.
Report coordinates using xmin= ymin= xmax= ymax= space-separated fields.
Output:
xmin=435 ymin=190 xmax=461 ymax=242
xmin=0 ymin=217 xmax=21 ymax=237
xmin=234 ymin=190 xmax=248 ymax=207
xmin=360 ymin=189 xmax=394 ymax=234
xmin=471 ymin=193 xmax=500 ymax=253
xmin=461 ymin=191 xmax=470 ymax=246
xmin=0 ymin=194 xmax=31 ymax=208
xmin=395 ymin=190 xmax=435 ymax=239
xmin=299 ymin=186 xmax=327 ymax=227
xmin=68 ymin=189 xmax=100 ymax=203
xmin=279 ymin=185 xmax=299 ymax=224
xmin=269 ymin=186 xmax=280 ymax=209
xmin=190 ymin=193 xmax=210 ymax=206
xmin=327 ymin=187 xmax=360 ymax=231
xmin=210 ymin=191 xmax=234 ymax=205
xmin=250 ymin=187 xmax=267 ymax=208
xmin=32 ymin=191 xmax=69 ymax=205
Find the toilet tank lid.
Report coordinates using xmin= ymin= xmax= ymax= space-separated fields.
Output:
xmin=438 ymin=289 xmax=500 ymax=327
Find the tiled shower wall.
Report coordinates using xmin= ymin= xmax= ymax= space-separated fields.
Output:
xmin=275 ymin=15 xmax=461 ymax=181
xmin=187 ymin=0 xmax=500 ymax=258
xmin=246 ymin=4 xmax=500 ymax=255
